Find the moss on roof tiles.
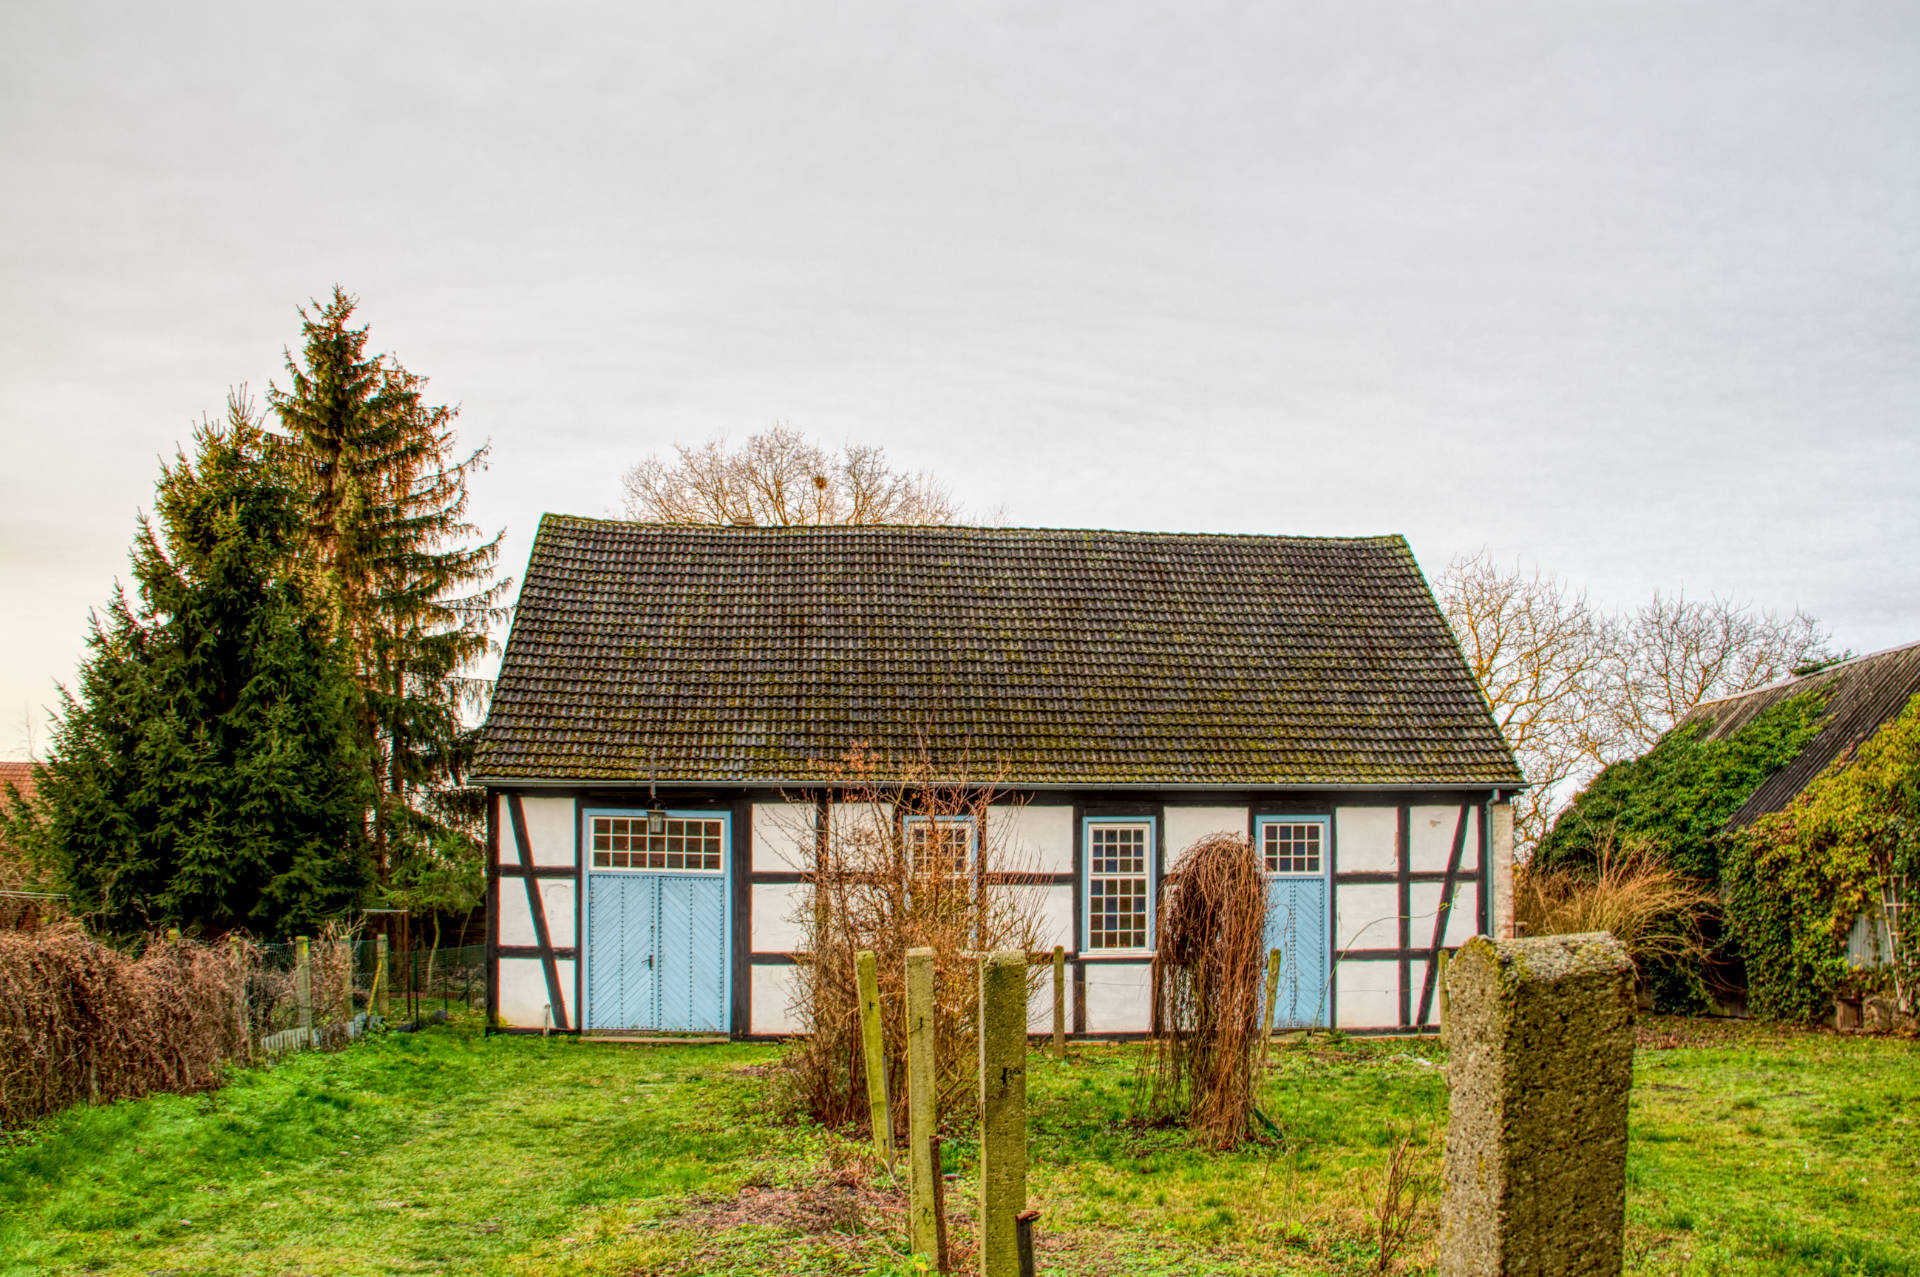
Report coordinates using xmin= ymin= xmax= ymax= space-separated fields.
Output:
xmin=474 ymin=516 xmax=1523 ymax=786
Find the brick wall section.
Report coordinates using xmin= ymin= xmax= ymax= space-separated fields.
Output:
xmin=1441 ymin=933 xmax=1635 ymax=1277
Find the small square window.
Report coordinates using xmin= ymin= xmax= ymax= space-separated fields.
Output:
xmin=1262 ymin=821 xmax=1323 ymax=875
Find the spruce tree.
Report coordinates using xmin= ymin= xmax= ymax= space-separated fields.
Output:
xmin=20 ymin=399 xmax=374 ymax=935
xmin=268 ymin=289 xmax=508 ymax=880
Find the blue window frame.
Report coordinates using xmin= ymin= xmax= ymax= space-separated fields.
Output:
xmin=1082 ymin=818 xmax=1155 ymax=952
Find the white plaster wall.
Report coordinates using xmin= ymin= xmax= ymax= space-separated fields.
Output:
xmin=1410 ymin=881 xmax=1483 ymax=949
xmin=1409 ymin=805 xmax=1478 ymax=871
xmin=1028 ymin=961 xmax=1068 ymax=1032
xmin=1335 ymin=806 xmax=1398 ymax=873
xmin=1084 ymin=962 xmax=1153 ymax=1033
xmin=541 ymin=880 xmax=577 ymax=949
xmin=1335 ymin=882 xmax=1400 ymax=952
xmin=751 ymin=963 xmax=805 ymax=1035
xmin=499 ymin=880 xmax=536 ymax=947
xmin=496 ymin=957 xmax=575 ymax=1029
xmin=751 ymin=882 xmax=811 ymax=953
xmin=520 ymin=796 xmax=577 ymax=867
xmin=753 ymin=802 xmax=817 ymax=872
xmin=1031 ymin=884 xmax=1075 ymax=952
xmin=1164 ymin=806 xmax=1248 ymax=860
xmin=993 ymin=802 xmax=1073 ymax=875
xmin=1334 ymin=959 xmax=1400 ymax=1029
xmin=828 ymin=801 xmax=893 ymax=849
xmin=495 ymin=794 xmax=519 ymax=865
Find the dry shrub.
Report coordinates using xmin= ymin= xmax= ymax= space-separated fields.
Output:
xmin=0 ymin=924 xmax=250 ymax=1128
xmin=1365 ymin=1126 xmax=1437 ymax=1272
xmin=1142 ymin=834 xmax=1268 ymax=1149
xmin=1516 ymin=832 xmax=1714 ymax=975
xmin=782 ymin=746 xmax=1044 ymax=1134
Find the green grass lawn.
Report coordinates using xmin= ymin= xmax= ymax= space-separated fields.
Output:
xmin=0 ymin=1019 xmax=1913 ymax=1276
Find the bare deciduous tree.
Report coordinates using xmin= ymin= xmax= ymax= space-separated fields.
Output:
xmin=1436 ymin=551 xmax=1841 ymax=853
xmin=622 ymin=424 xmax=960 ymax=526
xmin=1604 ymin=593 xmax=1837 ymax=754
xmin=1435 ymin=551 xmax=1617 ymax=851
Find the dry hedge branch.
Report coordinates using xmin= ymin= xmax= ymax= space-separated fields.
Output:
xmin=0 ymin=925 xmax=250 ymax=1128
xmin=1142 ymin=833 xmax=1269 ymax=1150
xmin=782 ymin=746 xmax=1044 ymax=1134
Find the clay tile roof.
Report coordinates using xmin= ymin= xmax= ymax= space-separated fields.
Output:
xmin=0 ymin=761 xmax=38 ymax=805
xmin=473 ymin=517 xmax=1523 ymax=788
xmin=1673 ymin=640 xmax=1920 ymax=830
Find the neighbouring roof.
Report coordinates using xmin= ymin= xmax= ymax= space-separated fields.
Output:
xmin=1674 ymin=641 xmax=1920 ymax=830
xmin=474 ymin=517 xmax=1523 ymax=788
xmin=0 ymin=761 xmax=37 ymax=806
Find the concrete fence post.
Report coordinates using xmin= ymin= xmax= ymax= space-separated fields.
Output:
xmin=375 ymin=933 xmax=390 ymax=1021
xmin=1051 ymin=945 xmax=1067 ymax=1061
xmin=979 ymin=950 xmax=1028 ymax=1277
xmin=1440 ymin=932 xmax=1635 ymax=1277
xmin=905 ymin=946 xmax=941 ymax=1267
xmin=294 ymin=936 xmax=313 ymax=1047
xmin=856 ymin=949 xmax=893 ymax=1168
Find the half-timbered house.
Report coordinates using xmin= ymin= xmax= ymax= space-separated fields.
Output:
xmin=473 ymin=516 xmax=1524 ymax=1037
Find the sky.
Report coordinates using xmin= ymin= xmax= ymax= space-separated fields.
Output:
xmin=2 ymin=2 xmax=1916 ymax=760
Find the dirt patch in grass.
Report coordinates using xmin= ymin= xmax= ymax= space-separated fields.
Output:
xmin=681 ymin=1180 xmax=905 ymax=1239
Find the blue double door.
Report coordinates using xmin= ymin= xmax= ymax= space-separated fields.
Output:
xmin=586 ymin=872 xmax=728 ymax=1032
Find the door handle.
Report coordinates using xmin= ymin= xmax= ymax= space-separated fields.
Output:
xmin=648 ymin=954 xmax=654 ymax=970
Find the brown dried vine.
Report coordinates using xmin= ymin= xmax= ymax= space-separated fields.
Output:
xmin=1141 ymin=833 xmax=1269 ymax=1149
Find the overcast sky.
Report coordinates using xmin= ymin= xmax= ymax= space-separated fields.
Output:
xmin=3 ymin=2 xmax=1916 ymax=759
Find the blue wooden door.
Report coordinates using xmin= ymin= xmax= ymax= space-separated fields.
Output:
xmin=1257 ymin=817 xmax=1331 ymax=1029
xmin=1264 ymin=876 xmax=1330 ymax=1027
xmin=585 ymin=811 xmax=730 ymax=1033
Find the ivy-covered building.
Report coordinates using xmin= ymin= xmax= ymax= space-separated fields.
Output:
xmin=472 ymin=516 xmax=1524 ymax=1038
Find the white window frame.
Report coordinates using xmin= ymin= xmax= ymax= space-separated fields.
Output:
xmin=903 ymin=813 xmax=977 ymax=878
xmin=1082 ymin=818 xmax=1155 ymax=954
xmin=1258 ymin=816 xmax=1328 ymax=878
xmin=586 ymin=810 xmax=727 ymax=874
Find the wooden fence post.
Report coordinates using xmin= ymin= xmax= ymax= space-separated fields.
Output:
xmin=295 ymin=936 xmax=313 ymax=1047
xmin=229 ymin=935 xmax=250 ymax=1060
xmin=979 ymin=950 xmax=1028 ymax=1277
xmin=1051 ymin=945 xmax=1067 ymax=1061
xmin=906 ymin=946 xmax=941 ymax=1268
xmin=1436 ymin=948 xmax=1451 ymax=1049
xmin=856 ymin=948 xmax=893 ymax=1169
xmin=374 ymin=933 xmax=390 ymax=1021
xmin=1262 ymin=948 xmax=1282 ymax=1047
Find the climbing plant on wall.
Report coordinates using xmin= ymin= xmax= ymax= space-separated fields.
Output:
xmin=1723 ymin=693 xmax=1920 ymax=1022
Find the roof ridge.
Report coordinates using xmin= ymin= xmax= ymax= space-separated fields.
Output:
xmin=540 ymin=512 xmax=1409 ymax=545
xmin=1685 ymin=637 xmax=1920 ymax=714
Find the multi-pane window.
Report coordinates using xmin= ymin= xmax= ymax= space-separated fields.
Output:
xmin=591 ymin=815 xmax=724 ymax=871
xmin=1263 ymin=820 xmax=1324 ymax=875
xmin=1087 ymin=822 xmax=1151 ymax=950
xmin=907 ymin=816 xmax=975 ymax=877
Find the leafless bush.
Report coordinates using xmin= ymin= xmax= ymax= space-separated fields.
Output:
xmin=0 ymin=925 xmax=250 ymax=1128
xmin=781 ymin=746 xmax=1043 ymax=1134
xmin=1362 ymin=1126 xmax=1436 ymax=1273
xmin=1142 ymin=834 xmax=1269 ymax=1150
